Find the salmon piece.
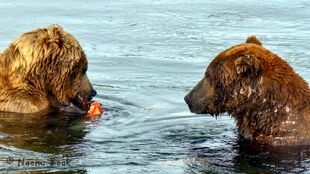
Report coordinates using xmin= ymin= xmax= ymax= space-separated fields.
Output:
xmin=87 ymin=101 xmax=104 ymax=116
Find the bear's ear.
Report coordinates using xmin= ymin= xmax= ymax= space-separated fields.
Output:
xmin=235 ymin=55 xmax=262 ymax=78
xmin=245 ymin=36 xmax=262 ymax=46
xmin=47 ymin=24 xmax=66 ymax=44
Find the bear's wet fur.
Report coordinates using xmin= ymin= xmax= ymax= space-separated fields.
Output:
xmin=185 ymin=36 xmax=310 ymax=146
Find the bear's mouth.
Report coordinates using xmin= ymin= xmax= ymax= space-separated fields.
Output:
xmin=195 ymin=104 xmax=220 ymax=116
xmin=197 ymin=110 xmax=219 ymax=116
xmin=51 ymin=101 xmax=90 ymax=115
xmin=67 ymin=101 xmax=90 ymax=115
xmin=69 ymin=93 xmax=94 ymax=112
xmin=52 ymin=93 xmax=94 ymax=115
xmin=69 ymin=99 xmax=92 ymax=112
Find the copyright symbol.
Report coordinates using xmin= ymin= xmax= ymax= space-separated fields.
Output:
xmin=6 ymin=157 xmax=14 ymax=164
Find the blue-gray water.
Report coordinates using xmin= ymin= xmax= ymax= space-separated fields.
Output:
xmin=0 ymin=0 xmax=310 ymax=173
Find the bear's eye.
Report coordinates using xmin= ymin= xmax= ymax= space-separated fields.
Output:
xmin=205 ymin=73 xmax=211 ymax=80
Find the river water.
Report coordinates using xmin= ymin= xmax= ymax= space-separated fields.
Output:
xmin=0 ymin=0 xmax=310 ymax=173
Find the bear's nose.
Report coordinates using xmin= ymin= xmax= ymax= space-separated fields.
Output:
xmin=90 ymin=89 xmax=97 ymax=97
xmin=184 ymin=95 xmax=191 ymax=105
xmin=184 ymin=95 xmax=194 ymax=112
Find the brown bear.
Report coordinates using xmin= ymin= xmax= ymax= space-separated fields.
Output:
xmin=0 ymin=24 xmax=96 ymax=115
xmin=185 ymin=36 xmax=310 ymax=146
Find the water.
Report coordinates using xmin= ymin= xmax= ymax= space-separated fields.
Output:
xmin=0 ymin=0 xmax=310 ymax=173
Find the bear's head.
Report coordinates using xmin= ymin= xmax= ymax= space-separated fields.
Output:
xmin=185 ymin=36 xmax=310 ymax=140
xmin=7 ymin=24 xmax=96 ymax=114
xmin=185 ymin=36 xmax=265 ymax=116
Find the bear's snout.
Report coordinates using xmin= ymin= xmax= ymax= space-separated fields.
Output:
xmin=184 ymin=93 xmax=193 ymax=112
xmin=184 ymin=94 xmax=190 ymax=105
xmin=90 ymin=88 xmax=97 ymax=98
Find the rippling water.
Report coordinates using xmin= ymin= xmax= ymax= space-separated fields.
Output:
xmin=0 ymin=0 xmax=310 ymax=173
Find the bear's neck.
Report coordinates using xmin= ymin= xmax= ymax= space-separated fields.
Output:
xmin=229 ymin=80 xmax=310 ymax=145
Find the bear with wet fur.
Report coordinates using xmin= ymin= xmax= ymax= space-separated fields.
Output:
xmin=185 ymin=36 xmax=310 ymax=146
xmin=0 ymin=24 xmax=96 ymax=114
